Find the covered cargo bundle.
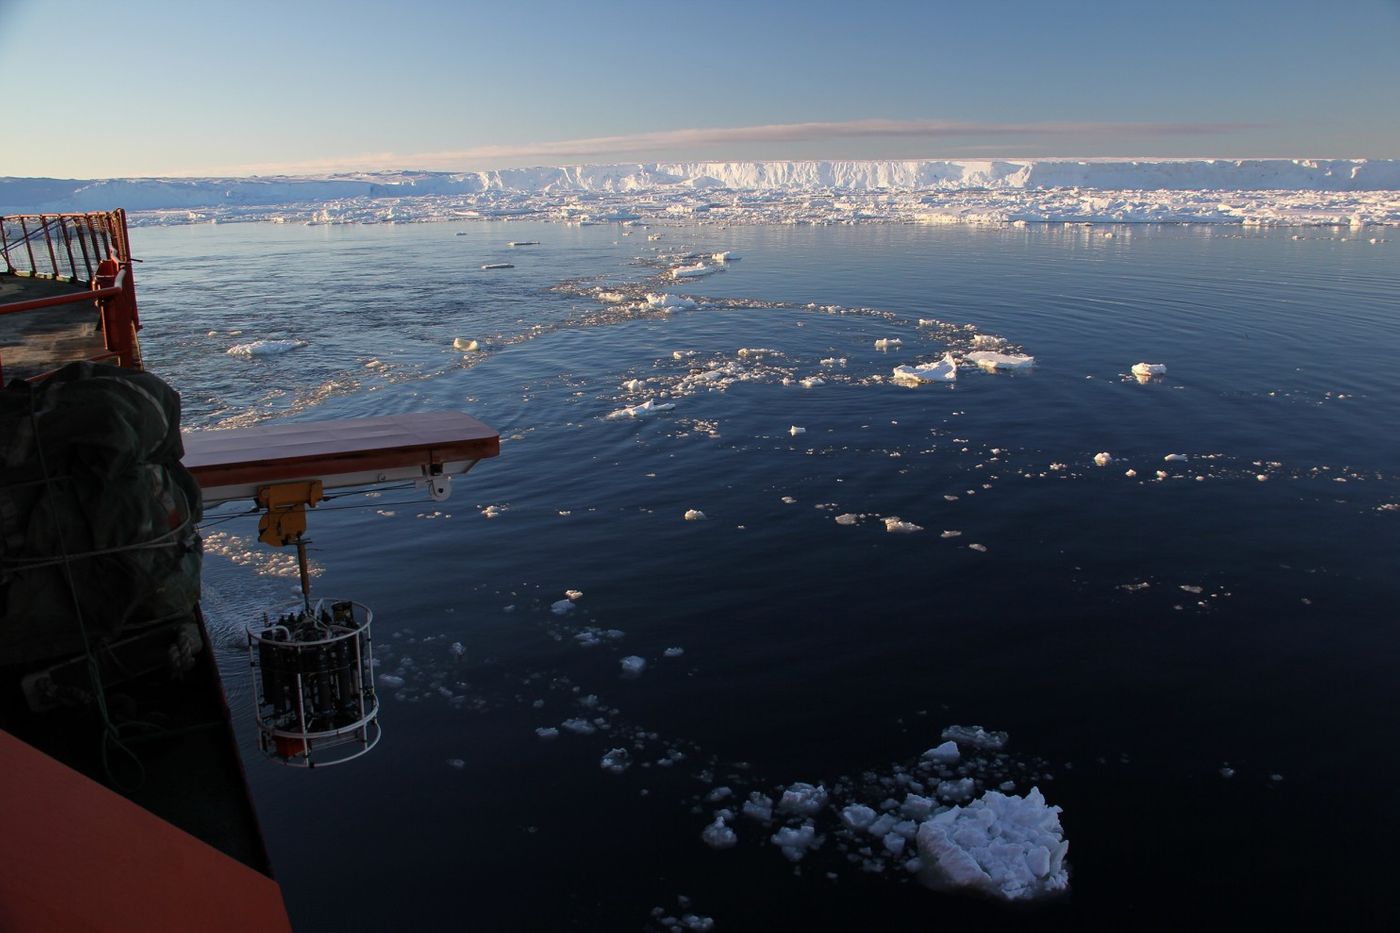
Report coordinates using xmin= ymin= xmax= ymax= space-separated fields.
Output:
xmin=0 ymin=362 xmax=202 ymax=666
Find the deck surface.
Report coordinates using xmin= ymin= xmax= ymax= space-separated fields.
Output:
xmin=0 ymin=275 xmax=105 ymax=380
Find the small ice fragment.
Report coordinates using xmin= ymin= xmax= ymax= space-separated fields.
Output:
xmin=834 ymin=513 xmax=859 ymax=525
xmin=480 ymin=263 xmax=514 ymax=270
xmin=789 ymin=425 xmax=806 ymax=436
xmin=937 ymin=778 xmax=977 ymax=802
xmin=1164 ymin=453 xmax=1188 ymax=462
xmin=799 ymin=376 xmax=825 ymax=388
xmin=663 ymin=647 xmax=685 ymax=658
xmin=1125 ymin=469 xmax=1138 ymax=478
xmin=968 ymin=543 xmax=988 ymax=552
xmin=227 ymin=339 xmax=307 ymax=357
xmin=447 ymin=641 xmax=465 ymax=657
xmin=971 ymin=334 xmax=1004 ymax=349
xmin=781 ymin=496 xmax=797 ymax=504
xmin=446 ymin=758 xmax=466 ymax=769
xmin=684 ymin=509 xmax=707 ymax=521
xmin=874 ymin=338 xmax=902 ymax=349
xmin=452 ymin=337 xmax=480 ymax=351
xmin=940 ymin=530 xmax=962 ymax=539
xmin=922 ymin=741 xmax=960 ymax=764
xmin=600 ymin=748 xmax=632 ymax=773
xmin=620 ymin=655 xmax=647 ymax=676
xmin=706 ymin=786 xmax=733 ymax=802
xmin=1219 ymin=767 xmax=1235 ymax=779
xmin=884 ymin=517 xmax=924 ymax=534
xmin=622 ymin=378 xmax=645 ymax=392
xmin=778 ymin=783 xmax=829 ymax=816
xmin=900 ymin=794 xmax=935 ymax=821
xmin=884 ymin=833 xmax=907 ymax=856
xmin=966 ymin=351 xmax=1034 ymax=372
xmin=481 ymin=505 xmax=503 ymax=518
xmin=564 ymin=589 xmax=583 ymax=601
xmin=1093 ymin=452 xmax=1112 ymax=467
xmin=377 ymin=674 xmax=405 ymax=688
xmin=550 ymin=599 xmax=575 ymax=615
xmin=1132 ymin=362 xmax=1167 ymax=377
xmin=712 ymin=251 xmax=740 ymax=262
xmin=671 ymin=263 xmax=711 ymax=279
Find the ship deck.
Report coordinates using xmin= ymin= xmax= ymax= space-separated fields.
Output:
xmin=0 ymin=274 xmax=106 ymax=380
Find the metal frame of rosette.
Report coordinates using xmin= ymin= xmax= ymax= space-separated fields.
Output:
xmin=246 ymin=598 xmax=381 ymax=768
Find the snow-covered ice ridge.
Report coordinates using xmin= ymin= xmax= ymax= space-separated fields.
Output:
xmin=7 ymin=159 xmax=1398 ymax=226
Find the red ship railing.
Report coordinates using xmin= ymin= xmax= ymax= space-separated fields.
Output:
xmin=0 ymin=209 xmax=142 ymax=377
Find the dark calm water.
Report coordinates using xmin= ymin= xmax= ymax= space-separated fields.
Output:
xmin=134 ymin=219 xmax=1399 ymax=931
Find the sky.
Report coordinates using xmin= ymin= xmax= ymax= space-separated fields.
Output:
xmin=2 ymin=0 xmax=1398 ymax=178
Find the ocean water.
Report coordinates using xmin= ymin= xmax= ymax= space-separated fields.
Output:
xmin=134 ymin=219 xmax=1399 ymax=930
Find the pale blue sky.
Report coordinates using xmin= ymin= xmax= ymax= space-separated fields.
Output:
xmin=3 ymin=0 xmax=1397 ymax=178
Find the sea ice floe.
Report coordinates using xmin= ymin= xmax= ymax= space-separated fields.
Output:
xmin=1131 ymin=362 xmax=1167 ymax=377
xmin=940 ymin=530 xmax=962 ymax=539
xmin=646 ymin=293 xmax=698 ymax=310
xmin=452 ymin=337 xmax=480 ymax=351
xmin=799 ymin=376 xmax=824 ymax=388
xmin=942 ymin=725 xmax=1009 ymax=750
xmin=874 ymin=338 xmax=902 ymax=350
xmin=771 ymin=822 xmax=823 ymax=862
xmin=840 ymin=804 xmax=878 ymax=830
xmin=741 ymin=793 xmax=774 ymax=823
xmin=621 ymin=655 xmax=647 ymax=676
xmin=684 ymin=509 xmax=707 ymax=521
xmin=607 ymin=399 xmax=676 ymax=419
xmin=1163 ymin=453 xmax=1188 ymax=462
xmin=565 ymin=589 xmax=583 ymax=601
xmin=480 ymin=263 xmax=514 ymax=270
xmin=778 ymin=783 xmax=829 ymax=816
xmin=227 ymin=339 xmax=307 ymax=357
xmin=884 ymin=517 xmax=923 ymax=533
xmin=378 ymin=674 xmax=405 ymax=688
xmin=600 ymin=748 xmax=632 ymax=774
xmin=971 ymin=334 xmax=1005 ymax=349
xmin=550 ymin=599 xmax=575 ymax=615
xmin=968 ymin=543 xmax=988 ymax=553
xmin=702 ymin=815 xmax=738 ymax=849
xmin=789 ymin=425 xmax=806 ymax=436
xmin=663 ymin=647 xmax=685 ymax=658
xmin=922 ymin=741 xmax=961 ymax=764
xmin=535 ymin=727 xmax=560 ymax=740
xmin=892 ymin=353 xmax=958 ymax=386
xmin=937 ymin=778 xmax=977 ymax=802
xmin=561 ymin=718 xmax=597 ymax=735
xmin=834 ymin=513 xmax=859 ymax=525
xmin=481 ymin=505 xmax=503 ymax=518
xmin=1093 ymin=452 xmax=1112 ymax=466
xmin=966 ymin=351 xmax=1035 ymax=372
xmin=671 ymin=263 xmax=712 ymax=279
xmin=711 ymin=251 xmax=740 ymax=262
xmin=915 ymin=787 xmax=1069 ymax=901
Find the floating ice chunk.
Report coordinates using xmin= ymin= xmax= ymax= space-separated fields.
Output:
xmin=702 ymin=816 xmax=738 ymax=849
xmin=481 ymin=263 xmax=514 ymax=270
xmin=1093 ymin=452 xmax=1112 ymax=467
xmin=940 ymin=530 xmax=962 ymax=539
xmin=600 ymin=748 xmax=632 ymax=773
xmin=645 ymin=293 xmax=698 ymax=310
xmin=922 ymin=741 xmax=961 ymax=764
xmin=841 ymin=804 xmax=878 ymax=830
xmin=561 ymin=718 xmax=596 ymax=735
xmin=1125 ymin=469 xmax=1138 ymax=478
xmin=550 ymin=599 xmax=574 ymax=615
xmin=884 ymin=833 xmax=907 ymax=856
xmin=966 ymin=351 xmax=1035 ymax=372
xmin=1132 ymin=362 xmax=1167 ymax=377
xmin=377 ymin=674 xmax=405 ymax=688
xmin=481 ymin=505 xmax=503 ymax=518
xmin=227 ymin=339 xmax=306 ymax=357
xmin=941 ymin=725 xmax=1009 ymax=750
xmin=892 ymin=353 xmax=958 ymax=386
xmin=874 ymin=338 xmax=902 ymax=349
xmin=938 ymin=778 xmax=976 ymax=802
xmin=535 ymin=727 xmax=560 ymax=740
xmin=1163 ymin=453 xmax=1188 ymax=462
xmin=968 ymin=543 xmax=988 ymax=553
xmin=622 ymin=378 xmax=646 ymax=392
xmin=598 ymin=291 xmax=627 ymax=303
xmin=971 ymin=334 xmax=1004 ymax=349
xmin=607 ymin=399 xmax=676 ymax=419
xmin=684 ymin=509 xmax=707 ymax=521
xmin=620 ymin=655 xmax=647 ymax=676
xmin=447 ymin=758 xmax=466 ymax=769
xmin=789 ymin=425 xmax=806 ymax=436
xmin=834 ymin=513 xmax=859 ymax=525
xmin=799 ymin=376 xmax=825 ymax=388
xmin=671 ymin=263 xmax=712 ymax=279
xmin=900 ymin=794 xmax=935 ymax=821
xmin=781 ymin=496 xmax=797 ymax=504
xmin=508 ymin=240 xmax=540 ymax=247
xmin=565 ymin=589 xmax=583 ymax=601
xmin=915 ymin=787 xmax=1070 ymax=900
xmin=884 ymin=517 xmax=924 ymax=534
xmin=448 ymin=641 xmax=465 ymax=657
xmin=771 ymin=822 xmax=823 ymax=862
xmin=711 ymin=251 xmax=740 ymax=262
xmin=663 ymin=647 xmax=685 ymax=658
xmin=742 ymin=793 xmax=774 ymax=823
xmin=452 ymin=337 xmax=480 ymax=351
xmin=779 ymin=783 xmax=829 ymax=816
